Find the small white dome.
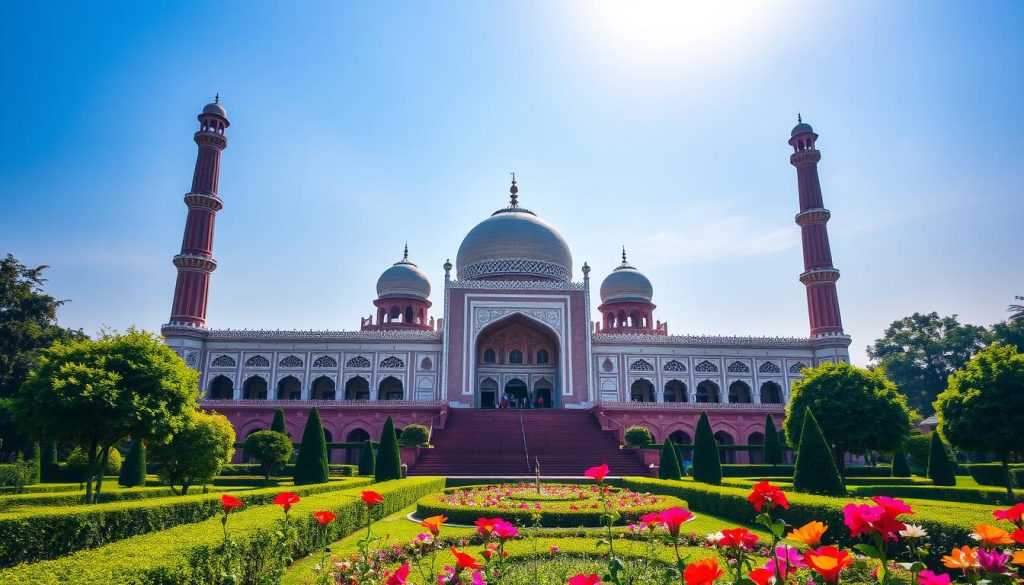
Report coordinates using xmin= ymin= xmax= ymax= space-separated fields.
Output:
xmin=202 ymin=101 xmax=227 ymax=119
xmin=599 ymin=252 xmax=654 ymax=303
xmin=376 ymin=248 xmax=431 ymax=300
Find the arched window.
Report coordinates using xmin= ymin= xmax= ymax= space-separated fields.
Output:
xmin=242 ymin=376 xmax=268 ymax=400
xmin=760 ymin=381 xmax=783 ymax=404
xmin=536 ymin=349 xmax=549 ymax=364
xmin=379 ymin=376 xmax=403 ymax=400
xmin=509 ymin=350 xmax=523 ymax=364
xmin=404 ymin=306 xmax=414 ymax=323
xmin=696 ymin=380 xmax=720 ymax=403
xmin=728 ymin=381 xmax=752 ymax=403
xmin=630 ymin=379 xmax=655 ymax=402
xmin=714 ymin=431 xmax=736 ymax=464
xmin=312 ymin=376 xmax=336 ymax=400
xmin=483 ymin=349 xmax=496 ymax=364
xmin=207 ymin=375 xmax=233 ymax=399
xmin=344 ymin=376 xmax=370 ymax=400
xmin=420 ymin=357 xmax=433 ymax=370
xmin=664 ymin=380 xmax=687 ymax=403
xmin=276 ymin=376 xmax=301 ymax=400
xmin=602 ymin=358 xmax=614 ymax=372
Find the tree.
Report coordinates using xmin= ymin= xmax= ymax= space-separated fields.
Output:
xmin=891 ymin=449 xmax=911 ymax=478
xmin=784 ymin=362 xmax=912 ymax=475
xmin=867 ymin=312 xmax=988 ymax=414
xmin=270 ymin=408 xmax=288 ymax=436
xmin=925 ymin=431 xmax=957 ymax=487
xmin=118 ymin=438 xmax=147 ymax=487
xmin=398 ymin=424 xmax=430 ymax=447
xmin=294 ymin=408 xmax=329 ymax=485
xmin=1009 ymin=296 xmax=1024 ymax=322
xmin=244 ymin=430 xmax=293 ymax=480
xmin=991 ymin=319 xmax=1024 ymax=354
xmin=691 ymin=412 xmax=721 ymax=485
xmin=15 ymin=330 xmax=198 ymax=502
xmin=762 ymin=414 xmax=783 ymax=466
xmin=358 ymin=439 xmax=375 ymax=476
xmin=624 ymin=425 xmax=653 ymax=447
xmin=375 ymin=416 xmax=402 ymax=481
xmin=936 ymin=342 xmax=1024 ymax=498
xmin=149 ymin=411 xmax=235 ymax=495
xmin=658 ymin=437 xmax=683 ymax=480
xmin=792 ymin=409 xmax=845 ymax=496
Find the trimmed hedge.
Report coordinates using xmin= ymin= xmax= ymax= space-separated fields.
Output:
xmin=622 ymin=477 xmax=981 ymax=560
xmin=0 ymin=477 xmax=443 ymax=585
xmin=891 ymin=450 xmax=911 ymax=478
xmin=219 ymin=463 xmax=357 ymax=477
xmin=961 ymin=463 xmax=1024 ymax=488
xmin=0 ymin=486 xmax=183 ymax=510
xmin=720 ymin=464 xmax=795 ymax=477
xmin=0 ymin=477 xmax=371 ymax=566
xmin=846 ymin=484 xmax=1016 ymax=506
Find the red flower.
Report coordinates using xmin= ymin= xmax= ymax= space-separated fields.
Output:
xmin=451 ymin=547 xmax=483 ymax=571
xmin=221 ymin=494 xmax=244 ymax=513
xmin=386 ymin=562 xmax=410 ymax=585
xmin=1011 ymin=528 xmax=1024 ymax=545
xmin=475 ymin=517 xmax=500 ymax=536
xmin=585 ymin=464 xmax=610 ymax=482
xmin=804 ymin=546 xmax=853 ymax=585
xmin=568 ymin=574 xmax=602 ymax=585
xmin=871 ymin=496 xmax=913 ymax=520
xmin=272 ymin=492 xmax=301 ymax=512
xmin=748 ymin=567 xmax=774 ymax=585
xmin=993 ymin=503 xmax=1024 ymax=527
xmin=684 ymin=558 xmax=725 ymax=585
xmin=748 ymin=481 xmax=790 ymax=512
xmin=639 ymin=512 xmax=663 ymax=526
xmin=719 ymin=527 xmax=759 ymax=550
xmin=361 ymin=490 xmax=384 ymax=508
xmin=313 ymin=510 xmax=336 ymax=525
xmin=659 ymin=507 xmax=696 ymax=537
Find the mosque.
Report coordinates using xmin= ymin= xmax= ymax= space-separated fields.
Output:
xmin=161 ymin=99 xmax=851 ymax=473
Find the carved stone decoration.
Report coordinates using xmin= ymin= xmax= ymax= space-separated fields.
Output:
xmin=245 ymin=355 xmax=270 ymax=368
xmin=727 ymin=360 xmax=750 ymax=373
xmin=789 ymin=362 xmax=808 ymax=373
xmin=629 ymin=358 xmax=654 ymax=372
xmin=758 ymin=361 xmax=781 ymax=374
xmin=211 ymin=354 xmax=236 ymax=368
xmin=312 ymin=355 xmax=337 ymax=368
xmin=663 ymin=359 xmax=686 ymax=372
xmin=346 ymin=356 xmax=371 ymax=369
xmin=602 ymin=358 xmax=614 ymax=372
xmin=379 ymin=356 xmax=405 ymax=369
xmin=457 ymin=258 xmax=571 ymax=282
xmin=279 ymin=355 xmax=304 ymax=368
xmin=473 ymin=307 xmax=562 ymax=336
xmin=694 ymin=360 xmax=718 ymax=373
xmin=185 ymin=352 xmax=198 ymax=368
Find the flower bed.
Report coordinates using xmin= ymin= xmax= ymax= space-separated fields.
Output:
xmin=414 ymin=483 xmax=686 ymax=527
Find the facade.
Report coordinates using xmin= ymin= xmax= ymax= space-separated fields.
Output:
xmin=162 ymin=99 xmax=851 ymax=458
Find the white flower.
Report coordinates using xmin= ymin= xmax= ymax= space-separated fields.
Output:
xmin=899 ymin=524 xmax=928 ymax=538
xmin=706 ymin=531 xmax=724 ymax=544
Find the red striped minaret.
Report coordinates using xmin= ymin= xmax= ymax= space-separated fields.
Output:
xmin=165 ymin=97 xmax=229 ymax=330
xmin=790 ymin=116 xmax=844 ymax=337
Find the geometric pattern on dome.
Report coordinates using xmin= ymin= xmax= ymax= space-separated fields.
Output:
xmin=628 ymin=358 xmax=654 ymax=372
xmin=346 ymin=356 xmax=371 ymax=368
xmin=789 ymin=362 xmax=808 ymax=373
xmin=211 ymin=354 xmax=236 ymax=368
xmin=245 ymin=355 xmax=270 ymax=368
xmin=457 ymin=258 xmax=571 ymax=282
xmin=663 ymin=359 xmax=686 ymax=372
xmin=312 ymin=355 xmax=337 ymax=368
xmin=758 ymin=361 xmax=781 ymax=374
xmin=278 ymin=355 xmax=303 ymax=368
xmin=694 ymin=360 xmax=718 ymax=373
xmin=726 ymin=360 xmax=750 ymax=373
xmin=379 ymin=356 xmax=405 ymax=369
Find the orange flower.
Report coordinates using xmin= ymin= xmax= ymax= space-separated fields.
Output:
xmin=684 ymin=558 xmax=725 ymax=585
xmin=804 ymin=546 xmax=853 ymax=585
xmin=942 ymin=546 xmax=978 ymax=570
xmin=748 ymin=567 xmax=773 ymax=585
xmin=451 ymin=547 xmax=483 ymax=571
xmin=1012 ymin=551 xmax=1024 ymax=566
xmin=788 ymin=521 xmax=828 ymax=547
xmin=420 ymin=514 xmax=447 ymax=536
xmin=973 ymin=524 xmax=1013 ymax=547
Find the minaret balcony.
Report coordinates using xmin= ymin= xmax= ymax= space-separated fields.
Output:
xmin=184 ymin=192 xmax=224 ymax=211
xmin=794 ymin=208 xmax=831 ymax=226
xmin=172 ymin=253 xmax=218 ymax=272
xmin=799 ymin=268 xmax=840 ymax=285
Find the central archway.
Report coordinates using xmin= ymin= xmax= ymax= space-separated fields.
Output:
xmin=475 ymin=313 xmax=561 ymax=408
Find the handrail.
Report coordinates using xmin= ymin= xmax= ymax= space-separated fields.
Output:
xmin=598 ymin=411 xmax=626 ymax=433
xmin=519 ymin=412 xmax=531 ymax=475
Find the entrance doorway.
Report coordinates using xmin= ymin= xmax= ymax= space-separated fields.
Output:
xmin=505 ymin=379 xmax=528 ymax=408
xmin=480 ymin=378 xmax=498 ymax=409
xmin=534 ymin=379 xmax=553 ymax=408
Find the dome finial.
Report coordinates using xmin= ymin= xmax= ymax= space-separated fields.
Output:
xmin=508 ymin=172 xmax=518 ymax=207
xmin=215 ymin=93 xmax=220 ymax=104
xmin=621 ymin=246 xmax=627 ymax=264
xmin=403 ymin=241 xmax=409 ymax=261
xmin=797 ymin=112 xmax=802 ymax=124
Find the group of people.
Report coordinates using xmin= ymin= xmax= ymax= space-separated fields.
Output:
xmin=498 ymin=392 xmax=547 ymax=409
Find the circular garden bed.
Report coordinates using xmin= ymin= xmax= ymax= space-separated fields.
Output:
xmin=414 ymin=482 xmax=686 ymax=527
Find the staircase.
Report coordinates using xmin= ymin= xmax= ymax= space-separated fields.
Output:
xmin=410 ymin=409 xmax=650 ymax=477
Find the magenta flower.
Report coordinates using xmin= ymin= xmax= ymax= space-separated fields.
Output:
xmin=765 ymin=546 xmax=806 ymax=575
xmin=976 ymin=548 xmax=1009 ymax=573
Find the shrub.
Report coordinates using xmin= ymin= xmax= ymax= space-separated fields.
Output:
xmin=270 ymin=408 xmax=287 ymax=436
xmin=218 ymin=463 xmax=356 ymax=477
xmin=0 ymin=457 xmax=37 ymax=492
xmin=358 ymin=439 xmax=376 ymax=476
xmin=0 ymin=477 xmax=373 ymax=566
xmin=792 ymin=409 xmax=844 ymax=496
xmin=294 ymin=408 xmax=329 ymax=485
xmin=149 ymin=411 xmax=235 ymax=495
xmin=243 ymin=431 xmax=293 ymax=480
xmin=904 ymin=434 xmax=931 ymax=474
xmin=118 ymin=438 xmax=146 ymax=487
xmin=658 ymin=438 xmax=682 ymax=480
xmin=926 ymin=432 xmax=957 ymax=486
xmin=64 ymin=446 xmax=123 ymax=479
xmin=845 ymin=484 xmax=1016 ymax=506
xmin=24 ymin=440 xmax=41 ymax=485
xmin=844 ymin=465 xmax=894 ymax=478
xmin=0 ymin=477 xmax=440 ymax=584
xmin=720 ymin=464 xmax=795 ymax=477
xmin=891 ymin=449 xmax=911 ymax=478
xmin=762 ymin=414 xmax=783 ymax=466
xmin=962 ymin=463 xmax=1024 ymax=487
xmin=0 ymin=486 xmax=184 ymax=510
xmin=398 ymin=424 xmax=430 ymax=447
xmin=624 ymin=425 xmax=653 ymax=447
xmin=375 ymin=416 xmax=402 ymax=481
xmin=691 ymin=412 xmax=721 ymax=485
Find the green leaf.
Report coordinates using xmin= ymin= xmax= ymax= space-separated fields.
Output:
xmin=854 ymin=543 xmax=881 ymax=558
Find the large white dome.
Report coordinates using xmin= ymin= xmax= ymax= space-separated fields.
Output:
xmin=455 ymin=187 xmax=573 ymax=281
xmin=376 ymin=248 xmax=431 ymax=300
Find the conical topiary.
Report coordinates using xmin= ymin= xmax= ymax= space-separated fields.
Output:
xmin=659 ymin=437 xmax=683 ymax=480
xmin=25 ymin=440 xmax=41 ymax=485
xmin=375 ymin=416 xmax=402 ymax=481
xmin=691 ymin=412 xmax=722 ymax=485
xmin=792 ymin=409 xmax=845 ymax=496
xmin=358 ymin=439 xmax=376 ymax=476
xmin=270 ymin=408 xmax=288 ymax=436
xmin=294 ymin=408 xmax=329 ymax=485
xmin=118 ymin=438 xmax=147 ymax=487
xmin=926 ymin=432 xmax=957 ymax=486
xmin=763 ymin=414 xmax=784 ymax=466
xmin=891 ymin=449 xmax=911 ymax=478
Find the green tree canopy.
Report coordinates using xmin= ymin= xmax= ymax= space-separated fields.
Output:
xmin=244 ymin=430 xmax=293 ymax=480
xmin=936 ymin=342 xmax=1024 ymax=498
xmin=784 ymin=361 xmax=913 ymax=475
xmin=149 ymin=410 xmax=235 ymax=495
xmin=15 ymin=330 xmax=199 ymax=502
xmin=991 ymin=319 xmax=1024 ymax=354
xmin=866 ymin=312 xmax=988 ymax=414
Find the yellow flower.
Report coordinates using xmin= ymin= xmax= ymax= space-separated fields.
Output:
xmin=788 ymin=521 xmax=828 ymax=547
xmin=942 ymin=546 xmax=978 ymax=570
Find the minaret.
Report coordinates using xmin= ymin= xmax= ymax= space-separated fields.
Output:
xmin=165 ymin=97 xmax=229 ymax=330
xmin=790 ymin=116 xmax=843 ymax=337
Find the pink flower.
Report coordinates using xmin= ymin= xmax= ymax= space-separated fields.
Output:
xmin=765 ymin=545 xmax=806 ymax=575
xmin=843 ymin=503 xmax=903 ymax=540
xmin=659 ymin=507 xmax=696 ymax=537
xmin=871 ymin=496 xmax=913 ymax=520
xmin=976 ymin=548 xmax=1009 ymax=573
xmin=568 ymin=574 xmax=602 ymax=585
xmin=386 ymin=562 xmax=410 ymax=585
xmin=918 ymin=570 xmax=950 ymax=585
xmin=493 ymin=519 xmax=519 ymax=540
xmin=993 ymin=503 xmax=1024 ymax=527
xmin=585 ymin=464 xmax=610 ymax=482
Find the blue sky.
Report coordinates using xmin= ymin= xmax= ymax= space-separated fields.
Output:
xmin=2 ymin=1 xmax=1021 ymax=364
